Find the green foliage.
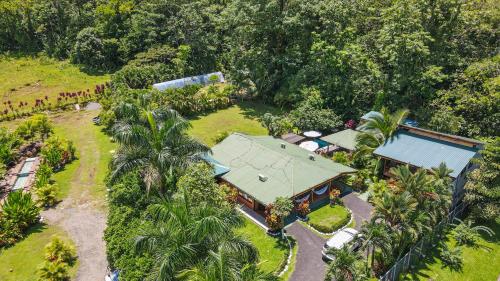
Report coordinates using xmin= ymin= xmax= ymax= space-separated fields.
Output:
xmin=332 ymin=151 xmax=351 ymax=166
xmin=35 ymin=184 xmax=59 ymax=208
xmin=35 ymin=163 xmax=53 ymax=189
xmin=430 ymin=55 xmax=499 ymax=137
xmin=273 ymin=197 xmax=294 ymax=219
xmin=71 ymin=27 xmax=106 ymax=70
xmin=325 ymin=246 xmax=368 ymax=281
xmin=105 ymin=172 xmax=153 ymax=281
xmin=428 ymin=106 xmax=465 ymax=135
xmin=177 ymin=162 xmax=227 ymax=207
xmin=439 ymin=244 xmax=463 ymax=272
xmin=44 ymin=236 xmax=76 ymax=265
xmin=465 ymin=137 xmax=500 ymax=221
xmin=290 ymin=89 xmax=342 ymax=132
xmin=37 ymin=260 xmax=70 ymax=281
xmin=308 ymin=205 xmax=351 ymax=233
xmin=0 ymin=127 xmax=20 ymax=165
xmin=213 ymin=130 xmax=230 ymax=144
xmin=0 ymin=191 xmax=40 ymax=231
xmin=453 ymin=219 xmax=495 ymax=247
xmin=40 ymin=136 xmax=76 ymax=169
xmin=261 ymin=113 xmax=294 ymax=137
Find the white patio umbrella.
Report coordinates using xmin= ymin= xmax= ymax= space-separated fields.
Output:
xmin=303 ymin=131 xmax=322 ymax=138
xmin=299 ymin=141 xmax=319 ymax=152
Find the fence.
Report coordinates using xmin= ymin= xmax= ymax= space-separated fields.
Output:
xmin=379 ymin=201 xmax=468 ymax=281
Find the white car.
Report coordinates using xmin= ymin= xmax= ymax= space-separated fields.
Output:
xmin=321 ymin=228 xmax=360 ymax=261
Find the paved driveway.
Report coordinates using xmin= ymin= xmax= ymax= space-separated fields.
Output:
xmin=341 ymin=192 xmax=373 ymax=230
xmin=286 ymin=223 xmax=327 ymax=281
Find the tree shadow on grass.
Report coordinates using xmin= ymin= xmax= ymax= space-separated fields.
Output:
xmin=237 ymin=100 xmax=283 ymax=121
xmin=1 ymin=223 xmax=48 ymax=252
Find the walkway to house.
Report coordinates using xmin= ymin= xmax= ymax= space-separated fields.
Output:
xmin=341 ymin=192 xmax=373 ymax=230
xmin=286 ymin=222 xmax=327 ymax=281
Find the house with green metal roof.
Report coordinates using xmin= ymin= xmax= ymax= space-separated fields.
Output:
xmin=373 ymin=126 xmax=483 ymax=205
xmin=320 ymin=129 xmax=362 ymax=152
xmin=211 ymin=133 xmax=356 ymax=215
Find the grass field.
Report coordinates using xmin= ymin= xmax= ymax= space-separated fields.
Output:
xmin=236 ymin=217 xmax=290 ymax=274
xmin=0 ymin=224 xmax=78 ymax=281
xmin=307 ymin=204 xmax=351 ymax=233
xmin=189 ymin=101 xmax=280 ymax=146
xmin=50 ymin=110 xmax=116 ymax=207
xmin=404 ymin=221 xmax=500 ymax=281
xmin=0 ymin=54 xmax=109 ymax=112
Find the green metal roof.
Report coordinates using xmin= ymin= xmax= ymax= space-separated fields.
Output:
xmin=211 ymin=133 xmax=356 ymax=205
xmin=374 ymin=130 xmax=480 ymax=178
xmin=320 ymin=129 xmax=362 ymax=151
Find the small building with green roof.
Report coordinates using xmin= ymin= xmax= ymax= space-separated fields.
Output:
xmin=320 ymin=129 xmax=362 ymax=152
xmin=211 ymin=133 xmax=356 ymax=215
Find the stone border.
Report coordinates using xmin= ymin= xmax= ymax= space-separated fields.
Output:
xmin=277 ymin=232 xmax=294 ymax=277
xmin=305 ymin=207 xmax=354 ymax=236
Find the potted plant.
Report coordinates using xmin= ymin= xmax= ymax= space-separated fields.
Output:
xmin=296 ymin=200 xmax=310 ymax=221
xmin=265 ymin=197 xmax=293 ymax=236
xmin=329 ymin=189 xmax=341 ymax=206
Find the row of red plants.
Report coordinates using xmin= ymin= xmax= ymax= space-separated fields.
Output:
xmin=0 ymin=83 xmax=109 ymax=121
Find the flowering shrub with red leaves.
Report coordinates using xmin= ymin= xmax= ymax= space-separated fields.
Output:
xmin=345 ymin=119 xmax=356 ymax=129
xmin=296 ymin=200 xmax=310 ymax=217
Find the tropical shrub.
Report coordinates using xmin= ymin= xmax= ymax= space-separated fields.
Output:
xmin=44 ymin=237 xmax=76 ymax=265
xmin=213 ymin=130 xmax=230 ymax=144
xmin=261 ymin=113 xmax=294 ymax=137
xmin=35 ymin=163 xmax=53 ymax=188
xmin=329 ymin=189 xmax=341 ymax=206
xmin=37 ymin=260 xmax=70 ymax=281
xmin=0 ymin=127 xmax=20 ymax=165
xmin=177 ymin=162 xmax=228 ymax=207
xmin=0 ymin=191 xmax=40 ymax=231
xmin=453 ymin=219 xmax=495 ymax=247
xmin=332 ymin=151 xmax=351 ymax=165
xmin=35 ymin=184 xmax=59 ymax=207
xmin=289 ymin=89 xmax=342 ymax=132
xmin=439 ymin=244 xmax=463 ymax=271
xmin=41 ymin=136 xmax=76 ymax=169
xmin=296 ymin=200 xmax=310 ymax=218
xmin=0 ymin=217 xmax=23 ymax=248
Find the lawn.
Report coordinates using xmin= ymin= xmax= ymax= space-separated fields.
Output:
xmin=307 ymin=204 xmax=351 ymax=233
xmin=403 ymin=221 xmax=500 ymax=281
xmin=236 ymin=216 xmax=290 ymax=274
xmin=188 ymin=101 xmax=280 ymax=146
xmin=50 ymin=110 xmax=116 ymax=208
xmin=0 ymin=54 xmax=109 ymax=112
xmin=0 ymin=224 xmax=78 ymax=281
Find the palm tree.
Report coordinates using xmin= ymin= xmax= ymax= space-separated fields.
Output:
xmin=1 ymin=191 xmax=40 ymax=230
xmin=372 ymin=191 xmax=417 ymax=228
xmin=110 ymin=104 xmax=210 ymax=193
xmin=358 ymin=108 xmax=409 ymax=140
xmin=178 ymin=249 xmax=277 ymax=281
xmin=135 ymin=195 xmax=258 ymax=281
xmin=358 ymin=220 xmax=391 ymax=269
xmin=325 ymin=246 xmax=367 ymax=281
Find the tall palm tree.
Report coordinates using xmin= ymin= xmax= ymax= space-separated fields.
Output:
xmin=354 ymin=108 xmax=408 ymax=160
xmin=178 ymin=249 xmax=277 ymax=281
xmin=110 ymin=103 xmax=209 ymax=193
xmin=135 ymin=195 xmax=258 ymax=281
xmin=325 ymin=246 xmax=367 ymax=281
xmin=358 ymin=220 xmax=391 ymax=269
xmin=372 ymin=191 xmax=417 ymax=228
xmin=358 ymin=108 xmax=409 ymax=140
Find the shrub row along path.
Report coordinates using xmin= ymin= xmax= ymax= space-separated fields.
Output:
xmin=41 ymin=108 xmax=114 ymax=281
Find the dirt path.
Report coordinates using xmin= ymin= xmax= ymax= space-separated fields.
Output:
xmin=42 ymin=198 xmax=107 ymax=281
xmin=41 ymin=109 xmax=112 ymax=281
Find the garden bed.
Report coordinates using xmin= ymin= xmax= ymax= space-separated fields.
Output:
xmin=307 ymin=204 xmax=351 ymax=234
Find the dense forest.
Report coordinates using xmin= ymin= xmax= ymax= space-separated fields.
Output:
xmin=1 ymin=0 xmax=498 ymax=138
